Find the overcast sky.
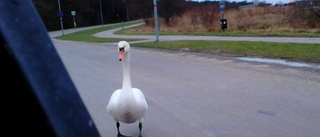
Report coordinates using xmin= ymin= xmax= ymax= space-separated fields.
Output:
xmin=192 ymin=0 xmax=295 ymax=5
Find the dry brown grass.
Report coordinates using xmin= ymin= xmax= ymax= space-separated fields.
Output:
xmin=216 ymin=5 xmax=319 ymax=33
xmin=130 ymin=5 xmax=319 ymax=34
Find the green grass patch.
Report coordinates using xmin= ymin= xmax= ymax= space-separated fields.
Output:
xmin=55 ymin=21 xmax=143 ymax=42
xmin=54 ymin=21 xmax=320 ymax=63
xmin=131 ymin=41 xmax=320 ymax=63
xmin=116 ymin=27 xmax=320 ymax=37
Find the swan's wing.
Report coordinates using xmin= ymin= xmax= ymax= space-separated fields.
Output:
xmin=132 ymin=88 xmax=148 ymax=122
xmin=106 ymin=89 xmax=121 ymax=113
xmin=132 ymin=88 xmax=148 ymax=108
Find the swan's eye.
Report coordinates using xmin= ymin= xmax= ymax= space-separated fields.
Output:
xmin=119 ymin=47 xmax=125 ymax=51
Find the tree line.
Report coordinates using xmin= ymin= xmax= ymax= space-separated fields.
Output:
xmin=32 ymin=0 xmax=255 ymax=31
xmin=32 ymin=0 xmax=319 ymax=31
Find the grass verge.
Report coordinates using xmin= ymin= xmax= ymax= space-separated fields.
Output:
xmin=54 ymin=21 xmax=320 ymax=64
xmin=116 ymin=26 xmax=320 ymax=37
xmin=55 ymin=21 xmax=143 ymax=42
xmin=131 ymin=41 xmax=320 ymax=63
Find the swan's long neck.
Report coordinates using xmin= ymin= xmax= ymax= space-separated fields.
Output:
xmin=122 ymin=52 xmax=132 ymax=90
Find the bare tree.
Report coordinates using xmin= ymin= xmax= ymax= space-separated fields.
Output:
xmin=158 ymin=0 xmax=187 ymax=26
xmin=306 ymin=0 xmax=320 ymax=28
xmin=289 ymin=0 xmax=320 ymax=28
xmin=129 ymin=0 xmax=153 ymax=24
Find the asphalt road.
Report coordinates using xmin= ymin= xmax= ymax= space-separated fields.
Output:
xmin=52 ymin=38 xmax=320 ymax=137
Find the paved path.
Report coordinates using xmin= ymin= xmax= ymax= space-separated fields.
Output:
xmin=94 ymin=23 xmax=320 ymax=44
xmin=49 ymin=25 xmax=105 ymax=38
xmin=48 ymin=22 xmax=320 ymax=44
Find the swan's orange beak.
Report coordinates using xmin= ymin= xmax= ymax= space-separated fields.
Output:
xmin=119 ymin=50 xmax=124 ymax=61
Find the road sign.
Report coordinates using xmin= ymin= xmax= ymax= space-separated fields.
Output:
xmin=58 ymin=11 xmax=63 ymax=17
xmin=71 ymin=11 xmax=76 ymax=16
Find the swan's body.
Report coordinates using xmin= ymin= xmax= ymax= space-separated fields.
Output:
xmin=107 ymin=41 xmax=148 ymax=137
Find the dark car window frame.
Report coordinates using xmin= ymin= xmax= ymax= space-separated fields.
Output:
xmin=0 ymin=1 xmax=100 ymax=136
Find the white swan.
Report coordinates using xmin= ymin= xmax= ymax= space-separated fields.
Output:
xmin=107 ymin=41 xmax=148 ymax=137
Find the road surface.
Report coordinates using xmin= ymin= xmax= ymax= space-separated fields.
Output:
xmin=52 ymin=38 xmax=320 ymax=137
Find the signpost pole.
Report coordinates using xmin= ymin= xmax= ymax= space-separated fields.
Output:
xmin=71 ymin=11 xmax=76 ymax=29
xmin=57 ymin=0 xmax=64 ymax=36
xmin=220 ymin=0 xmax=227 ymax=31
xmin=99 ymin=0 xmax=104 ymax=26
xmin=153 ymin=0 xmax=159 ymax=42
xmin=220 ymin=0 xmax=225 ymax=19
